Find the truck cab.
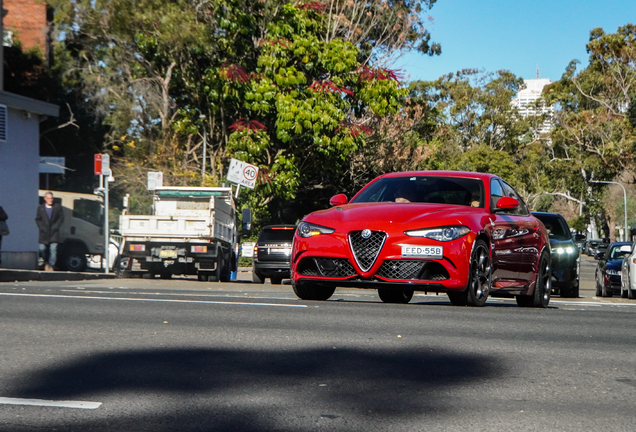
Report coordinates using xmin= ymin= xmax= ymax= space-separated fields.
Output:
xmin=38 ymin=190 xmax=106 ymax=271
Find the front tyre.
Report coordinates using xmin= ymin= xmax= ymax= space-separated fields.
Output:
xmin=533 ymin=252 xmax=551 ymax=308
xmin=466 ymin=240 xmax=491 ymax=307
xmin=378 ymin=288 xmax=414 ymax=304
xmin=292 ymin=282 xmax=335 ymax=301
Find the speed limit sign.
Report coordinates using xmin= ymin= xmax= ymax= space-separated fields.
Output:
xmin=227 ymin=158 xmax=259 ymax=189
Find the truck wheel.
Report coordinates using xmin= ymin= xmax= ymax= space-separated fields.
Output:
xmin=208 ymin=256 xmax=222 ymax=282
xmin=252 ymin=271 xmax=264 ymax=284
xmin=62 ymin=248 xmax=88 ymax=272
xmin=114 ymin=256 xmax=131 ymax=278
xmin=220 ymin=254 xmax=231 ymax=282
xmin=160 ymin=272 xmax=172 ymax=280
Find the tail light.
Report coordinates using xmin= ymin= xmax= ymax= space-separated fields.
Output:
xmin=129 ymin=244 xmax=145 ymax=252
xmin=191 ymin=245 xmax=207 ymax=253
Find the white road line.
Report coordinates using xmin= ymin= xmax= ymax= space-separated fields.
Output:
xmin=0 ymin=397 xmax=101 ymax=409
xmin=59 ymin=289 xmax=299 ymax=301
xmin=0 ymin=292 xmax=307 ymax=308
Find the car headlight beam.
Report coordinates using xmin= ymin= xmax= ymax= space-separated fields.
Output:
xmin=552 ymin=246 xmax=575 ymax=255
xmin=405 ymin=226 xmax=471 ymax=242
xmin=298 ymin=221 xmax=335 ymax=238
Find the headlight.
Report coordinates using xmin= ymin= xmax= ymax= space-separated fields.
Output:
xmin=297 ymin=221 xmax=335 ymax=238
xmin=605 ymin=269 xmax=621 ymax=276
xmin=405 ymin=226 xmax=471 ymax=242
xmin=552 ymin=246 xmax=575 ymax=254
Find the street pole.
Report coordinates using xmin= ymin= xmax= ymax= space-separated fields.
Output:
xmin=103 ymin=173 xmax=109 ymax=274
xmin=590 ymin=180 xmax=627 ymax=241
xmin=200 ymin=115 xmax=206 ymax=183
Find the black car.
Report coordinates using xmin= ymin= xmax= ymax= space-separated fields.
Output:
xmin=252 ymin=225 xmax=296 ymax=284
xmin=595 ymin=241 xmax=633 ymax=297
xmin=532 ymin=212 xmax=580 ymax=298
xmin=584 ymin=239 xmax=601 ymax=256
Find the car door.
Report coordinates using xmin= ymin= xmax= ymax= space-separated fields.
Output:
xmin=500 ymin=181 xmax=542 ymax=283
xmin=487 ymin=178 xmax=523 ymax=285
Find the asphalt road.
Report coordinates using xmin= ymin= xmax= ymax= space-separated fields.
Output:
xmin=0 ymin=255 xmax=635 ymax=431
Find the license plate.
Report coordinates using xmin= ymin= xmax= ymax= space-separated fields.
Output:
xmin=159 ymin=250 xmax=178 ymax=258
xmin=271 ymin=248 xmax=292 ymax=254
xmin=401 ymin=245 xmax=443 ymax=259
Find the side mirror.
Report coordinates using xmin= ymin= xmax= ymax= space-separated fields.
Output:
xmin=494 ymin=196 xmax=519 ymax=211
xmin=330 ymin=194 xmax=348 ymax=206
xmin=242 ymin=208 xmax=252 ymax=231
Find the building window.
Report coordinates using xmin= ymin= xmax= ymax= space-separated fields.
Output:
xmin=0 ymin=105 xmax=7 ymax=142
xmin=2 ymin=30 xmax=13 ymax=47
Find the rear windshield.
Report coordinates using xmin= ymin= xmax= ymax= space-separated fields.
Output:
xmin=533 ymin=214 xmax=572 ymax=241
xmin=350 ymin=176 xmax=485 ymax=207
xmin=258 ymin=228 xmax=295 ymax=242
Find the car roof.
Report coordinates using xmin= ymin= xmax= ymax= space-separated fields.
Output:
xmin=378 ymin=170 xmax=496 ymax=181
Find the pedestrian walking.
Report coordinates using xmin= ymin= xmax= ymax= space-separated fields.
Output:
xmin=0 ymin=205 xmax=8 ymax=267
xmin=35 ymin=192 xmax=64 ymax=271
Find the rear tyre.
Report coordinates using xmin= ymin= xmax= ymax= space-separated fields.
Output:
xmin=602 ymin=281 xmax=613 ymax=297
xmin=208 ymin=255 xmax=223 ymax=282
xmin=595 ymin=274 xmax=602 ymax=297
xmin=270 ymin=277 xmax=283 ymax=285
xmin=629 ymin=288 xmax=636 ymax=300
xmin=160 ymin=272 xmax=172 ymax=280
xmin=292 ymin=282 xmax=335 ymax=301
xmin=466 ymin=240 xmax=491 ymax=307
xmin=252 ymin=271 xmax=264 ymax=284
xmin=220 ymin=252 xmax=231 ymax=282
xmin=447 ymin=292 xmax=468 ymax=306
xmin=621 ymin=285 xmax=629 ymax=298
xmin=378 ymin=288 xmax=414 ymax=304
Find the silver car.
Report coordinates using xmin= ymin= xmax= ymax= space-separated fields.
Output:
xmin=620 ymin=245 xmax=636 ymax=299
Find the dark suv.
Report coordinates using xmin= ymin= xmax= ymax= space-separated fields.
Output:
xmin=252 ymin=225 xmax=296 ymax=284
xmin=532 ymin=212 xmax=580 ymax=298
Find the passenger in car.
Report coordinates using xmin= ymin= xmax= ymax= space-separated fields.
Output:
xmin=394 ymin=188 xmax=415 ymax=203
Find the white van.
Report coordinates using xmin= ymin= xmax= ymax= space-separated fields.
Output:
xmin=38 ymin=190 xmax=106 ymax=271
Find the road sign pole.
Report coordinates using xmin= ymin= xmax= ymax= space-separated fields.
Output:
xmin=235 ymin=184 xmax=241 ymax=198
xmin=103 ymin=173 xmax=109 ymax=274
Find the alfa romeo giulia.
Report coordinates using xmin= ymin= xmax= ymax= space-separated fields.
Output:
xmin=291 ymin=171 xmax=551 ymax=307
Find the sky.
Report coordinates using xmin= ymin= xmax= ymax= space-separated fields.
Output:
xmin=397 ymin=0 xmax=636 ymax=83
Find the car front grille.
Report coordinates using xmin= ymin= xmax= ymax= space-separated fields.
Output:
xmin=349 ymin=230 xmax=386 ymax=272
xmin=298 ymin=257 xmax=357 ymax=278
xmin=377 ymin=260 xmax=449 ymax=281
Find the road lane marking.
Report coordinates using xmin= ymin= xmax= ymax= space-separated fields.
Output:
xmin=0 ymin=292 xmax=307 ymax=308
xmin=0 ymin=397 xmax=101 ymax=409
xmin=59 ymin=290 xmax=300 ymax=301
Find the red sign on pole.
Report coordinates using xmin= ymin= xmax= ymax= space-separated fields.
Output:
xmin=94 ymin=154 xmax=103 ymax=175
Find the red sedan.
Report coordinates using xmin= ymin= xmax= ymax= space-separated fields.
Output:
xmin=291 ymin=171 xmax=551 ymax=307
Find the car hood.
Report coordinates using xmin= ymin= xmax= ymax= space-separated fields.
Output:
xmin=605 ymin=259 xmax=623 ymax=270
xmin=304 ymin=202 xmax=482 ymax=230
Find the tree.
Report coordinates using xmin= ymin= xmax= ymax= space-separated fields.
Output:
xmin=50 ymin=0 xmax=434 ymax=224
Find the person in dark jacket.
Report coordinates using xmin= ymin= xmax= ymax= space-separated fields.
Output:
xmin=0 ymin=205 xmax=7 ymax=267
xmin=35 ymin=192 xmax=64 ymax=271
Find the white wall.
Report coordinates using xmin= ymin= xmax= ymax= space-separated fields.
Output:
xmin=0 ymin=106 xmax=40 ymax=269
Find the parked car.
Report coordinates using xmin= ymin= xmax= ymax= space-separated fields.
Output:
xmin=291 ymin=171 xmax=552 ymax=308
xmin=573 ymin=234 xmax=587 ymax=251
xmin=595 ymin=242 xmax=633 ymax=297
xmin=620 ymin=246 xmax=636 ymax=299
xmin=532 ymin=212 xmax=580 ymax=298
xmin=252 ymin=225 xmax=296 ymax=284
xmin=594 ymin=242 xmax=609 ymax=259
xmin=584 ymin=240 xmax=600 ymax=256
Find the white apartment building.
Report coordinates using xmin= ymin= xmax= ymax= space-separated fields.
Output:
xmin=512 ymin=78 xmax=554 ymax=136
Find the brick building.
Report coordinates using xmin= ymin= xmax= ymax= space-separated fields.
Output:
xmin=3 ymin=0 xmax=51 ymax=60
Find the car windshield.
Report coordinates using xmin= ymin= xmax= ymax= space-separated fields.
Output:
xmin=533 ymin=214 xmax=572 ymax=241
xmin=259 ymin=228 xmax=295 ymax=242
xmin=609 ymin=245 xmax=632 ymax=260
xmin=350 ymin=176 xmax=485 ymax=207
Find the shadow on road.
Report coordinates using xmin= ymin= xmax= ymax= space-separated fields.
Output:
xmin=4 ymin=347 xmax=499 ymax=431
